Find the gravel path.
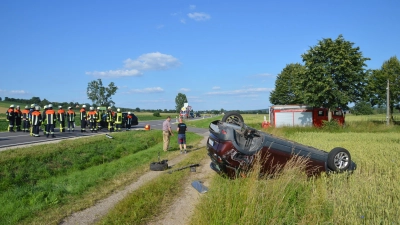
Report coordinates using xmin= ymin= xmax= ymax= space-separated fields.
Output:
xmin=60 ymin=131 xmax=212 ymax=225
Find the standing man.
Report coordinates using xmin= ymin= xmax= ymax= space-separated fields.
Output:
xmin=80 ymin=105 xmax=87 ymax=132
xmin=67 ymin=106 xmax=76 ymax=132
xmin=6 ymin=105 xmax=15 ymax=132
xmin=57 ymin=106 xmax=66 ymax=132
xmin=126 ymin=112 xmax=133 ymax=131
xmin=31 ymin=105 xmax=42 ymax=137
xmin=28 ymin=104 xmax=35 ymax=136
xmin=114 ymin=108 xmax=122 ymax=132
xmin=162 ymin=116 xmax=174 ymax=151
xmin=176 ymin=118 xmax=187 ymax=154
xmin=42 ymin=105 xmax=48 ymax=135
xmin=45 ymin=104 xmax=56 ymax=138
xmin=14 ymin=105 xmax=22 ymax=131
xmin=22 ymin=105 xmax=30 ymax=132
xmin=87 ymin=106 xmax=98 ymax=133
xmin=96 ymin=107 xmax=102 ymax=130
xmin=106 ymin=107 xmax=115 ymax=132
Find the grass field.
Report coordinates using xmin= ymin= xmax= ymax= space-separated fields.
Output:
xmin=189 ymin=114 xmax=400 ymax=225
xmin=0 ymin=130 xmax=203 ymax=224
xmin=2 ymin=108 xmax=400 ymax=224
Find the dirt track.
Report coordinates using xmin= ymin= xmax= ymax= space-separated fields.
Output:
xmin=61 ymin=133 xmax=213 ymax=225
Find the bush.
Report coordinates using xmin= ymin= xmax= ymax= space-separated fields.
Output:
xmin=153 ymin=112 xmax=161 ymax=117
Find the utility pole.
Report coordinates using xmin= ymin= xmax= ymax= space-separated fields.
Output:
xmin=386 ymin=79 xmax=390 ymax=125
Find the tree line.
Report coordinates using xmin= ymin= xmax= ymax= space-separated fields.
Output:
xmin=269 ymin=34 xmax=400 ymax=121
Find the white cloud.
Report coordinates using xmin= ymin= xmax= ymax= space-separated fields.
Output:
xmin=86 ymin=52 xmax=181 ymax=78
xmin=179 ymin=88 xmax=190 ymax=92
xmin=206 ymin=88 xmax=272 ymax=95
xmin=128 ymin=87 xmax=164 ymax=93
xmin=180 ymin=19 xmax=186 ymax=24
xmin=189 ymin=5 xmax=196 ymax=10
xmin=156 ymin=24 xmax=164 ymax=29
xmin=212 ymin=86 xmax=220 ymax=90
xmin=0 ymin=89 xmax=28 ymax=95
xmin=124 ymin=52 xmax=181 ymax=71
xmin=86 ymin=69 xmax=141 ymax=78
xmin=187 ymin=12 xmax=211 ymax=21
xmin=11 ymin=90 xmax=28 ymax=94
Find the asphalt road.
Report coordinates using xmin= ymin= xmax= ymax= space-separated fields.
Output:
xmin=0 ymin=116 xmax=210 ymax=151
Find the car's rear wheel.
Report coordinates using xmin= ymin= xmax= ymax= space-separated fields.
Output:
xmin=327 ymin=147 xmax=351 ymax=172
xmin=222 ymin=112 xmax=244 ymax=126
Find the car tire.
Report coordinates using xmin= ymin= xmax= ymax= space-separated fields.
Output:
xmin=150 ymin=160 xmax=168 ymax=171
xmin=222 ymin=112 xmax=244 ymax=126
xmin=327 ymin=147 xmax=351 ymax=172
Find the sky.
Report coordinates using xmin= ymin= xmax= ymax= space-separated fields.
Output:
xmin=1 ymin=0 xmax=399 ymax=111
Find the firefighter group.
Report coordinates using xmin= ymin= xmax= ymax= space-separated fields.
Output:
xmin=5 ymin=104 xmax=135 ymax=137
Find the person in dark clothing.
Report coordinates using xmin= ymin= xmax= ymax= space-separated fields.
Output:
xmin=14 ymin=105 xmax=22 ymax=131
xmin=176 ymin=118 xmax=187 ymax=154
xmin=6 ymin=105 xmax=15 ymax=132
xmin=57 ymin=106 xmax=66 ymax=132
xmin=31 ymin=105 xmax=42 ymax=137
xmin=22 ymin=105 xmax=30 ymax=132
xmin=80 ymin=105 xmax=87 ymax=132
xmin=45 ymin=104 xmax=56 ymax=138
xmin=67 ymin=106 xmax=76 ymax=132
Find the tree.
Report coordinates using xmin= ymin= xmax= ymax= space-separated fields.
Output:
xmin=300 ymin=35 xmax=370 ymax=118
xmin=175 ymin=93 xmax=188 ymax=113
xmin=87 ymin=79 xmax=118 ymax=107
xmin=270 ymin=63 xmax=306 ymax=105
xmin=0 ymin=97 xmax=2 ymax=101
xmin=365 ymin=56 xmax=400 ymax=122
xmin=352 ymin=101 xmax=373 ymax=115
xmin=135 ymin=107 xmax=141 ymax=112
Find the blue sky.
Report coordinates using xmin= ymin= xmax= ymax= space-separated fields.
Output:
xmin=1 ymin=0 xmax=399 ymax=111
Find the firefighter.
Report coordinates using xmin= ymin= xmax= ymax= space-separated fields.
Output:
xmin=57 ymin=106 xmax=66 ymax=132
xmin=106 ymin=107 xmax=115 ymax=132
xmin=80 ymin=105 xmax=87 ymax=132
xmin=45 ymin=104 xmax=56 ymax=138
xmin=22 ymin=105 xmax=30 ymax=132
xmin=87 ymin=107 xmax=98 ymax=132
xmin=31 ymin=105 xmax=42 ymax=137
xmin=67 ymin=106 xmax=76 ymax=132
xmin=28 ymin=104 xmax=35 ymax=136
xmin=126 ymin=112 xmax=133 ymax=131
xmin=15 ymin=105 xmax=22 ymax=131
xmin=96 ymin=107 xmax=102 ymax=130
xmin=6 ymin=105 xmax=16 ymax=132
xmin=114 ymin=108 xmax=123 ymax=132
xmin=42 ymin=105 xmax=48 ymax=135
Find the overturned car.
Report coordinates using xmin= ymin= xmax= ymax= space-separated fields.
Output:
xmin=207 ymin=112 xmax=356 ymax=178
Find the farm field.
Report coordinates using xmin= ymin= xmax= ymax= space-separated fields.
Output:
xmin=190 ymin=114 xmax=400 ymax=224
xmin=1 ymin=110 xmax=400 ymax=224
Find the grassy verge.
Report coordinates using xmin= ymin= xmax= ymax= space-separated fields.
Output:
xmin=98 ymin=143 xmax=208 ymax=224
xmin=0 ymin=131 xmax=202 ymax=225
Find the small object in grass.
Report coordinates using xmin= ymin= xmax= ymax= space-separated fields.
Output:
xmin=106 ymin=134 xmax=113 ymax=139
xmin=191 ymin=180 xmax=208 ymax=193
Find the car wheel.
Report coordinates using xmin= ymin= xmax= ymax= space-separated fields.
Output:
xmin=327 ymin=147 xmax=351 ymax=172
xmin=150 ymin=160 xmax=168 ymax=171
xmin=222 ymin=112 xmax=244 ymax=126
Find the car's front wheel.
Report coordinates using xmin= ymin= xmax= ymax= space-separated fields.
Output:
xmin=327 ymin=147 xmax=351 ymax=172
